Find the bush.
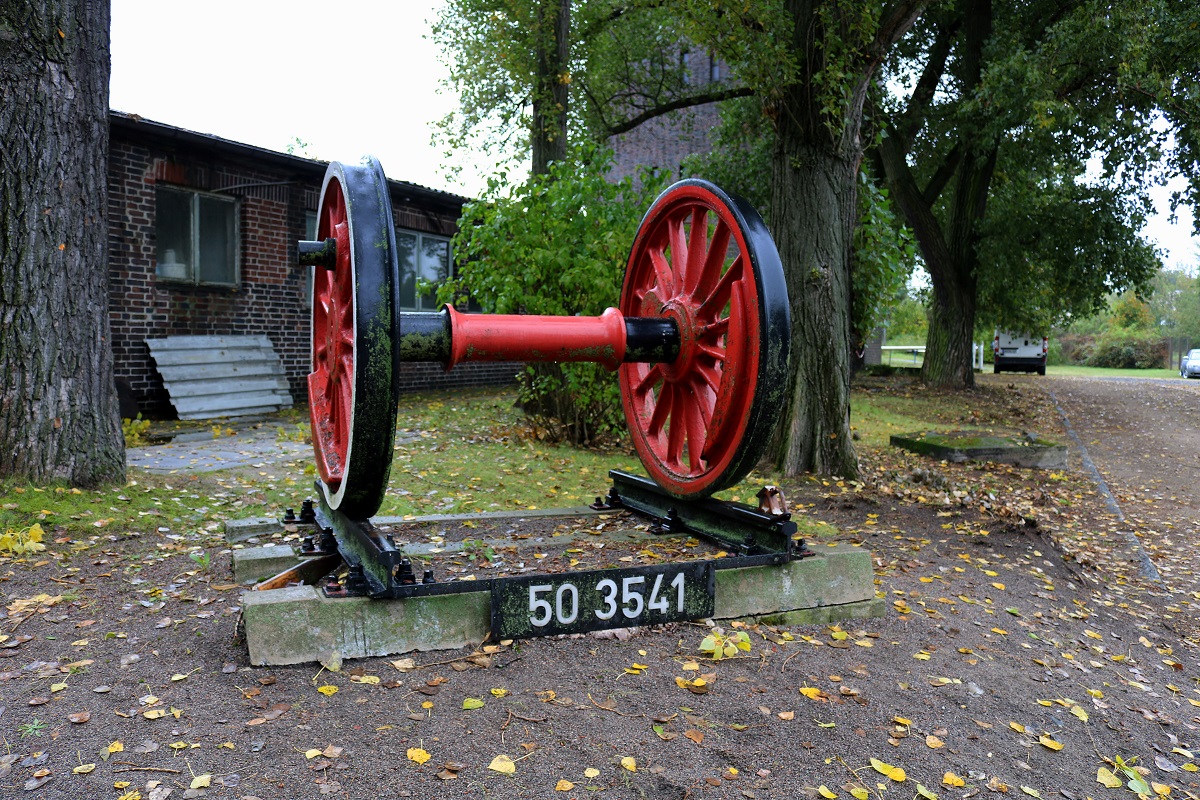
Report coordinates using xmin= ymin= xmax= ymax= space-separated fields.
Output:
xmin=442 ymin=143 xmax=668 ymax=445
xmin=1084 ymin=330 xmax=1166 ymax=369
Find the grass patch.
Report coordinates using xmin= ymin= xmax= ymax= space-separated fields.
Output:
xmin=1045 ymin=365 xmax=1178 ymax=379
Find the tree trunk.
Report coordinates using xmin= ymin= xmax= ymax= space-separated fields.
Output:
xmin=0 ymin=0 xmax=125 ymax=486
xmin=769 ymin=141 xmax=860 ymax=478
xmin=531 ymin=0 xmax=570 ymax=175
xmin=923 ymin=280 xmax=977 ymax=385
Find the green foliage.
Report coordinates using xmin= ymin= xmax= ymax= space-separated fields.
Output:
xmin=1109 ymin=293 xmax=1154 ymax=330
xmin=441 ymin=143 xmax=668 ymax=444
xmin=885 ymin=292 xmax=929 ymax=343
xmin=275 ymin=423 xmax=311 ymax=444
xmin=188 ymin=550 xmax=211 ymax=571
xmin=122 ymin=414 xmax=150 ymax=448
xmin=852 ymin=169 xmax=916 ymax=342
xmin=18 ymin=718 xmax=46 ymax=737
xmin=461 ymin=538 xmax=496 ymax=563
xmin=698 ymin=626 xmax=752 ymax=660
xmin=1068 ymin=329 xmax=1167 ymax=369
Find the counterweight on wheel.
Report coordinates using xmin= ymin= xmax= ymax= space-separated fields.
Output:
xmin=303 ymin=162 xmax=789 ymax=519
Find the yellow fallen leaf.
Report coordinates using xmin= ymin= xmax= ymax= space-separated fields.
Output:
xmin=893 ymin=717 xmax=912 ymax=727
xmin=556 ymin=779 xmax=575 ymax=791
xmin=943 ymin=772 xmax=966 ymax=787
xmin=50 ymin=682 xmax=67 ymax=693
xmin=407 ymin=748 xmax=431 ymax=765
xmin=190 ymin=775 xmax=212 ymax=789
xmin=800 ymin=687 xmax=826 ymax=700
xmin=490 ymin=688 xmax=509 ymax=698
xmin=169 ymin=742 xmax=187 ymax=751
xmin=489 ymin=755 xmax=516 ymax=774
xmin=584 ymin=767 xmax=600 ymax=778
xmin=926 ymin=735 xmax=944 ymax=749
xmin=819 ymin=786 xmax=838 ymax=798
xmin=1182 ymin=763 xmax=1198 ymax=772
xmin=1097 ymin=767 xmax=1121 ymax=788
xmin=463 ymin=698 xmax=485 ymax=710
xmin=1151 ymin=782 xmax=1171 ymax=797
xmin=351 ymin=674 xmax=381 ymax=685
xmin=1038 ymin=735 xmax=1063 ymax=751
xmin=870 ymin=758 xmax=905 ymax=781
xmin=1021 ymin=787 xmax=1041 ymax=798
xmin=851 ymin=789 xmax=870 ymax=800
xmin=73 ymin=764 xmax=96 ymax=774
xmin=143 ymin=709 xmax=166 ymax=720
xmin=305 ymin=749 xmax=323 ymax=759
xmin=220 ymin=743 xmax=235 ymax=750
xmin=1070 ymin=706 xmax=1088 ymax=723
xmin=917 ymin=785 xmax=938 ymax=800
xmin=992 ymin=628 xmax=1008 ymax=635
xmin=316 ymin=685 xmax=338 ymax=696
xmin=170 ymin=674 xmax=189 ymax=682
xmin=621 ymin=756 xmax=637 ymax=772
xmin=115 ymin=782 xmax=131 ymax=789
xmin=107 ymin=741 xmax=124 ymax=754
xmin=1009 ymin=721 xmax=1026 ymax=733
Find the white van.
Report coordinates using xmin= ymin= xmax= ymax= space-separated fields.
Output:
xmin=993 ymin=331 xmax=1048 ymax=375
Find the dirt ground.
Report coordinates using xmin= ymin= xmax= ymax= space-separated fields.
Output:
xmin=0 ymin=375 xmax=1197 ymax=799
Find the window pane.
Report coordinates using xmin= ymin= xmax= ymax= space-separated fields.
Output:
xmin=156 ymin=188 xmax=192 ymax=280
xmin=418 ymin=236 xmax=449 ymax=310
xmin=197 ymin=195 xmax=236 ymax=284
xmin=396 ymin=231 xmax=418 ymax=309
xmin=303 ymin=211 xmax=318 ymax=305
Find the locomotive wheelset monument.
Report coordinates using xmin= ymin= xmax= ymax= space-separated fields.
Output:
xmin=234 ymin=157 xmax=880 ymax=665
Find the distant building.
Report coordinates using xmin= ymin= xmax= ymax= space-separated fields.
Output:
xmin=607 ymin=50 xmax=725 ymax=182
xmin=107 ymin=112 xmax=514 ymax=417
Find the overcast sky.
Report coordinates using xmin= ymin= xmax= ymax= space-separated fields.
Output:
xmin=109 ymin=0 xmax=1199 ymax=273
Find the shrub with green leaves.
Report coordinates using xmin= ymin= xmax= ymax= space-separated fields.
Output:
xmin=441 ymin=142 xmax=668 ymax=445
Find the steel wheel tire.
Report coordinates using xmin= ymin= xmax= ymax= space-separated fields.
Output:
xmin=308 ymin=157 xmax=400 ymax=518
xmin=618 ymin=180 xmax=790 ymax=499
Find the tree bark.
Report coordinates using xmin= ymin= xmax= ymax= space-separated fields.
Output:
xmin=531 ymin=0 xmax=570 ymax=175
xmin=769 ymin=139 xmax=861 ymax=477
xmin=0 ymin=0 xmax=125 ymax=486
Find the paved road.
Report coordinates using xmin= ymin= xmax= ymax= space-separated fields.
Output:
xmin=1027 ymin=374 xmax=1200 ymax=600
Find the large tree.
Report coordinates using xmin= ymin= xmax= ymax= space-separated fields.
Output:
xmin=873 ymin=0 xmax=1190 ymax=386
xmin=0 ymin=0 xmax=124 ymax=485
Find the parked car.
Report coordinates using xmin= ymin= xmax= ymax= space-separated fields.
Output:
xmin=1181 ymin=349 xmax=1200 ymax=378
xmin=993 ymin=331 xmax=1048 ymax=375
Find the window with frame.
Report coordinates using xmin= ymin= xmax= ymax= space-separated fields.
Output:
xmin=155 ymin=186 xmax=239 ymax=286
xmin=396 ymin=230 xmax=452 ymax=311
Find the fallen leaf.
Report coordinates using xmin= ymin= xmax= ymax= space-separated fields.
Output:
xmin=926 ymin=735 xmax=944 ymax=749
xmin=944 ymin=772 xmax=966 ymax=787
xmin=1038 ymin=735 xmax=1063 ymax=751
xmin=190 ymin=774 xmax=212 ymax=789
xmin=819 ymin=786 xmax=838 ymax=798
xmin=462 ymin=698 xmax=485 ymax=710
xmin=316 ymin=685 xmax=338 ymax=697
xmin=73 ymin=763 xmax=96 ymax=774
xmin=68 ymin=711 xmax=90 ymax=724
xmin=407 ymin=748 xmax=431 ymax=765
xmin=621 ymin=756 xmax=637 ymax=772
xmin=684 ymin=729 xmax=704 ymax=744
xmin=488 ymin=755 xmax=516 ymax=774
xmin=556 ymin=779 xmax=575 ymax=791
xmin=584 ymin=767 xmax=600 ymax=778
xmin=1096 ymin=768 xmax=1121 ymax=788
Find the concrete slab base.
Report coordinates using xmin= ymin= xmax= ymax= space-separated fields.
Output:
xmin=890 ymin=430 xmax=1067 ymax=469
xmin=240 ymin=541 xmax=881 ymax=666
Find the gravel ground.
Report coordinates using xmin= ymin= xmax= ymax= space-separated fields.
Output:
xmin=0 ymin=375 xmax=1196 ymax=800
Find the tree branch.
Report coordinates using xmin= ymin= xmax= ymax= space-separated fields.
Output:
xmin=895 ymin=17 xmax=960 ymax=151
xmin=603 ymin=85 xmax=756 ymax=137
xmin=866 ymin=0 xmax=931 ymax=63
xmin=922 ymin=141 xmax=964 ymax=206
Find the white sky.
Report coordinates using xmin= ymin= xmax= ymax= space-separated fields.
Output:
xmin=109 ymin=0 xmax=1199 ymax=272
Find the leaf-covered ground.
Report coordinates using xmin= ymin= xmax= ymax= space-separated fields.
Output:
xmin=0 ymin=375 xmax=1196 ymax=799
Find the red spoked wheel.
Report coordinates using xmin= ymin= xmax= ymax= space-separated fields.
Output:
xmin=309 ymin=158 xmax=400 ymax=518
xmin=619 ymin=180 xmax=790 ymax=499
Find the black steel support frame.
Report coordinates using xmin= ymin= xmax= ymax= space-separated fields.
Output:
xmin=302 ymin=475 xmax=801 ymax=624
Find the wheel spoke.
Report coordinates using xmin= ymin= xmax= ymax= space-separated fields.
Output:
xmin=649 ymin=248 xmax=673 ymax=299
xmin=695 ymin=220 xmax=731 ymax=303
xmin=666 ymin=386 xmax=687 ymax=469
xmin=647 ymin=381 xmax=672 ymax=438
xmin=696 ymin=253 xmax=744 ymax=321
xmin=685 ymin=208 xmax=709 ymax=296
xmin=684 ymin=381 xmax=709 ymax=472
xmin=634 ymin=363 xmax=664 ymax=396
xmin=668 ymin=215 xmax=688 ymax=293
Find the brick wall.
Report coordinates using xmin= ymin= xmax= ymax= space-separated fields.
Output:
xmin=108 ymin=121 xmax=513 ymax=418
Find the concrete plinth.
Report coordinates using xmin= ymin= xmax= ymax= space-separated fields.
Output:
xmin=240 ymin=541 xmax=881 ymax=666
xmin=890 ymin=430 xmax=1067 ymax=469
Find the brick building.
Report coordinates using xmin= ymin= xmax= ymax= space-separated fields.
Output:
xmin=107 ymin=112 xmax=514 ymax=417
xmin=607 ymin=51 xmax=724 ymax=183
